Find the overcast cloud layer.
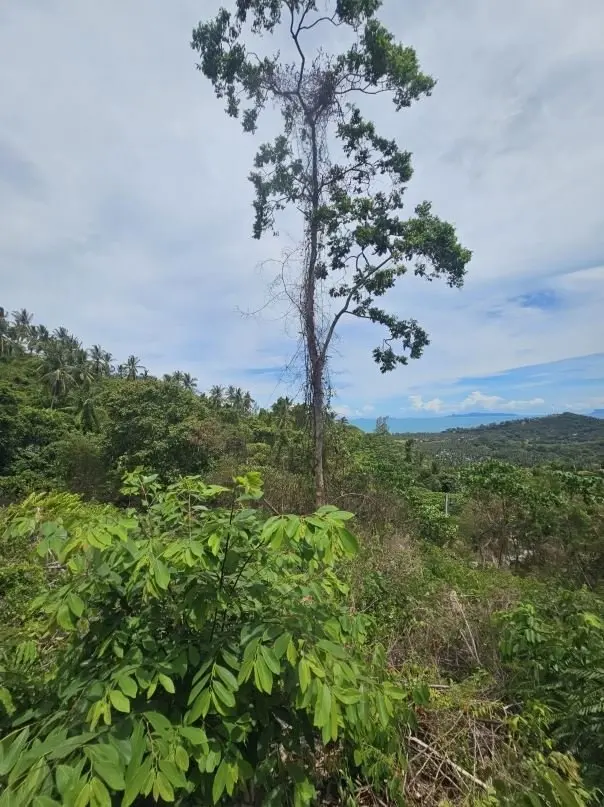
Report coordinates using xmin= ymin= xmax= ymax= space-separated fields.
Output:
xmin=0 ymin=0 xmax=603 ymax=415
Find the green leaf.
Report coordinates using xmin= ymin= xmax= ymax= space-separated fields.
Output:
xmin=314 ymin=682 xmax=332 ymax=729
xmin=179 ymin=726 xmax=207 ymax=746
xmin=155 ymin=771 xmax=175 ymax=802
xmin=316 ymin=639 xmax=347 ymax=660
xmin=213 ymin=680 xmax=236 ymax=709
xmin=85 ymin=745 xmax=125 ymax=791
xmin=33 ymin=798 xmax=61 ymax=807
xmin=298 ymin=659 xmax=311 ymax=693
xmin=273 ymin=632 xmax=292 ymax=659
xmin=56 ymin=603 xmax=74 ymax=631
xmin=74 ymin=783 xmax=91 ymax=807
xmin=67 ymin=593 xmax=85 ymax=618
xmin=174 ymin=746 xmax=189 ymax=772
xmin=339 ymin=528 xmax=359 ymax=555
xmin=254 ymin=655 xmax=273 ymax=694
xmin=259 ymin=645 xmax=281 ymax=675
xmin=90 ymin=777 xmax=111 ymax=807
xmin=158 ymin=760 xmax=187 ymax=789
xmin=214 ymin=664 xmax=239 ymax=692
xmin=153 ymin=559 xmax=170 ymax=590
xmin=0 ymin=728 xmax=29 ymax=776
xmin=109 ymin=690 xmax=130 ymax=713
xmin=286 ymin=640 xmax=298 ymax=666
xmin=237 ymin=657 xmax=254 ymax=685
xmin=187 ymin=688 xmax=211 ymax=723
xmin=212 ymin=760 xmax=229 ymax=804
xmin=56 ymin=764 xmax=77 ymax=798
xmin=158 ymin=673 xmax=175 ymax=694
xmin=144 ymin=711 xmax=173 ymax=734
xmin=122 ymin=756 xmax=152 ymax=807
xmin=117 ymin=676 xmax=137 ymax=698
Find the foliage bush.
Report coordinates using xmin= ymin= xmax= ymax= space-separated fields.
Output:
xmin=0 ymin=471 xmax=415 ymax=806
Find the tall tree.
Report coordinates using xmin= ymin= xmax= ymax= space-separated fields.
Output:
xmin=192 ymin=0 xmax=471 ymax=505
xmin=124 ymin=354 xmax=145 ymax=381
xmin=88 ymin=345 xmax=112 ymax=378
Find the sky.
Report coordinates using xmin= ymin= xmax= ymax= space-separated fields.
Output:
xmin=0 ymin=0 xmax=603 ymax=418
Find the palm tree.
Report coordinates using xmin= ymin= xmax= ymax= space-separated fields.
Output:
xmin=73 ymin=354 xmax=95 ymax=389
xmin=40 ymin=355 xmax=75 ymax=407
xmin=88 ymin=345 xmax=112 ymax=378
xmin=125 ymin=355 xmax=145 ymax=381
xmin=209 ymin=385 xmax=224 ymax=408
xmin=11 ymin=308 xmax=33 ymax=347
xmin=242 ymin=390 xmax=254 ymax=414
xmin=33 ymin=325 xmax=50 ymax=354
xmin=182 ymin=372 xmax=198 ymax=392
xmin=69 ymin=390 xmax=100 ymax=433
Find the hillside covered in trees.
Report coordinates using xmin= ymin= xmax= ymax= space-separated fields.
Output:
xmin=395 ymin=413 xmax=604 ymax=469
xmin=1 ymin=307 xmax=604 ymax=807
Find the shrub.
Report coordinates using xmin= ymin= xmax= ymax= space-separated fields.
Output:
xmin=0 ymin=471 xmax=412 ymax=806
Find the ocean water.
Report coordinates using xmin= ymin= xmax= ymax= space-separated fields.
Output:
xmin=350 ymin=414 xmax=524 ymax=434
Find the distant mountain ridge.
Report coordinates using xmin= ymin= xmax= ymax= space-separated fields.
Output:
xmin=392 ymin=412 xmax=604 ymax=469
xmin=450 ymin=411 xmax=521 ymax=418
xmin=351 ymin=412 xmax=524 ymax=434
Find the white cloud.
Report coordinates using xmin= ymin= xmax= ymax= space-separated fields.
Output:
xmin=0 ymin=0 xmax=603 ymax=410
xmin=409 ymin=395 xmax=446 ymax=412
xmin=408 ymin=391 xmax=545 ymax=413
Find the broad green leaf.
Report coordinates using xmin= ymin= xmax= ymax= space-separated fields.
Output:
xmin=125 ymin=722 xmax=146 ymax=784
xmin=212 ymin=760 xmax=229 ymax=804
xmin=254 ymin=655 xmax=273 ymax=694
xmin=158 ymin=760 xmax=187 ymax=789
xmin=122 ymin=756 xmax=152 ymax=807
xmin=56 ymin=603 xmax=74 ymax=631
xmin=155 ymin=771 xmax=174 ymax=802
xmin=118 ymin=675 xmax=137 ymax=698
xmin=316 ymin=639 xmax=347 ymax=660
xmin=74 ymin=783 xmax=91 ymax=807
xmin=90 ymin=777 xmax=111 ymax=807
xmin=187 ymin=688 xmax=211 ymax=723
xmin=339 ymin=528 xmax=359 ymax=555
xmin=259 ymin=645 xmax=281 ymax=675
xmin=237 ymin=657 xmax=254 ymax=685
xmin=214 ymin=664 xmax=239 ymax=692
xmin=174 ymin=746 xmax=189 ymax=772
xmin=143 ymin=711 xmax=172 ymax=734
xmin=84 ymin=745 xmax=125 ymax=791
xmin=179 ymin=726 xmax=207 ymax=746
xmin=67 ymin=593 xmax=85 ymax=618
xmin=0 ymin=728 xmax=29 ymax=776
xmin=298 ymin=659 xmax=311 ymax=693
xmin=33 ymin=798 xmax=61 ymax=807
xmin=109 ymin=690 xmax=130 ymax=714
xmin=286 ymin=640 xmax=298 ymax=666
xmin=273 ymin=632 xmax=292 ymax=659
xmin=158 ymin=674 xmax=175 ymax=694
xmin=56 ymin=764 xmax=77 ymax=798
xmin=314 ymin=682 xmax=332 ymax=729
xmin=153 ymin=559 xmax=170 ymax=590
xmin=213 ymin=680 xmax=236 ymax=709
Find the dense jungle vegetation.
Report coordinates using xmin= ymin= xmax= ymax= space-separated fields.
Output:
xmin=0 ymin=308 xmax=603 ymax=807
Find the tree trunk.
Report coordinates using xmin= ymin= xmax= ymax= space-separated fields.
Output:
xmin=304 ymin=121 xmax=325 ymax=508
